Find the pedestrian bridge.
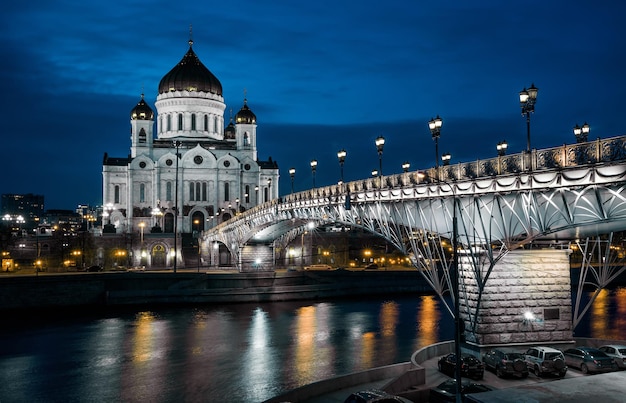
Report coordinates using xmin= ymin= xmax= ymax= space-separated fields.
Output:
xmin=202 ymin=135 xmax=626 ymax=346
xmin=204 ymin=135 xmax=626 ymax=265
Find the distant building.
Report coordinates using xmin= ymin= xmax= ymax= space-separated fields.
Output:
xmin=102 ymin=37 xmax=279 ymax=236
xmin=1 ymin=193 xmax=44 ymax=231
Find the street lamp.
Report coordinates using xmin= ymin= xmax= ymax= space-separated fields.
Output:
xmin=428 ymin=115 xmax=443 ymax=168
xmin=310 ymin=159 xmax=318 ymax=188
xmin=173 ymin=140 xmax=181 ymax=273
xmin=402 ymin=161 xmax=410 ymax=173
xmin=441 ymin=153 xmax=451 ymax=166
xmin=418 ymin=171 xmax=462 ymax=402
xmin=375 ymin=136 xmax=385 ymax=176
xmin=573 ymin=122 xmax=590 ymax=143
xmin=289 ymin=167 xmax=296 ymax=193
xmin=337 ymin=149 xmax=347 ymax=184
xmin=371 ymin=169 xmax=378 ymax=177
xmin=497 ymin=140 xmax=508 ymax=156
xmin=519 ymin=83 xmax=538 ymax=153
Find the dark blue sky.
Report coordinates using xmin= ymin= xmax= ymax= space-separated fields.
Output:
xmin=1 ymin=1 xmax=625 ymax=209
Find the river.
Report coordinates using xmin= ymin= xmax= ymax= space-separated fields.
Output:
xmin=0 ymin=289 xmax=624 ymax=402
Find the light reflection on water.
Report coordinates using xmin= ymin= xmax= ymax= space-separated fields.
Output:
xmin=0 ymin=289 xmax=623 ymax=402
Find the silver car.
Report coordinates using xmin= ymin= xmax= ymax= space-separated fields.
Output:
xmin=562 ymin=347 xmax=617 ymax=374
xmin=598 ymin=344 xmax=626 ymax=369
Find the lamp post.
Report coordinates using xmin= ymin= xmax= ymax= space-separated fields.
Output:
xmin=497 ymin=140 xmax=508 ymax=156
xmin=337 ymin=149 xmax=347 ymax=184
xmin=193 ymin=219 xmax=200 ymax=272
xmin=371 ymin=169 xmax=378 ymax=177
xmin=289 ymin=167 xmax=296 ymax=193
xmin=573 ymin=122 xmax=590 ymax=143
xmin=441 ymin=153 xmax=451 ymax=166
xmin=420 ymin=172 xmax=461 ymax=402
xmin=402 ymin=161 xmax=410 ymax=173
xmin=375 ymin=136 xmax=385 ymax=176
xmin=173 ymin=140 xmax=181 ymax=273
xmin=428 ymin=115 xmax=443 ymax=168
xmin=267 ymin=178 xmax=272 ymax=201
xmin=310 ymin=159 xmax=318 ymax=188
xmin=519 ymin=83 xmax=538 ymax=153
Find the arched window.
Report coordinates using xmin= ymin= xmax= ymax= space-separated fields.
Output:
xmin=191 ymin=114 xmax=196 ymax=130
xmin=214 ymin=118 xmax=218 ymax=134
xmin=138 ymin=128 xmax=146 ymax=143
xmin=204 ymin=115 xmax=208 ymax=131
xmin=189 ymin=182 xmax=195 ymax=201
xmin=264 ymin=187 xmax=269 ymax=203
xmin=195 ymin=182 xmax=201 ymax=201
xmin=178 ymin=114 xmax=183 ymax=130
xmin=140 ymin=183 xmax=145 ymax=203
xmin=166 ymin=182 xmax=172 ymax=201
xmin=245 ymin=185 xmax=250 ymax=203
xmin=243 ymin=132 xmax=249 ymax=146
xmin=202 ymin=182 xmax=207 ymax=201
xmin=114 ymin=185 xmax=120 ymax=204
xmin=167 ymin=115 xmax=171 ymax=131
xmin=224 ymin=182 xmax=230 ymax=201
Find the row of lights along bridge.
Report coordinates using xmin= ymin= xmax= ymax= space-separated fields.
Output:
xmin=287 ymin=83 xmax=592 ymax=193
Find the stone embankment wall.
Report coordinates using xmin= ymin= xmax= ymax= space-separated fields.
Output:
xmin=0 ymin=270 xmax=431 ymax=312
xmin=463 ymin=249 xmax=573 ymax=346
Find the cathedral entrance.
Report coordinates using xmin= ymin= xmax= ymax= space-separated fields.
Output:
xmin=151 ymin=244 xmax=166 ymax=268
xmin=191 ymin=211 xmax=205 ymax=232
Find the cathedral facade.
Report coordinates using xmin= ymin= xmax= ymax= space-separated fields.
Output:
xmin=102 ymin=38 xmax=279 ymax=259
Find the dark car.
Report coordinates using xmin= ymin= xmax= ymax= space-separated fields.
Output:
xmin=482 ymin=349 xmax=529 ymax=378
xmin=87 ymin=265 xmax=102 ymax=272
xmin=563 ymin=347 xmax=618 ymax=374
xmin=343 ymin=389 xmax=412 ymax=403
xmin=429 ymin=379 xmax=493 ymax=403
xmin=438 ymin=353 xmax=484 ymax=380
xmin=364 ymin=263 xmax=379 ymax=270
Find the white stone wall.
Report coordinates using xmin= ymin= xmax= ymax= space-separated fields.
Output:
xmin=460 ymin=249 xmax=573 ymax=346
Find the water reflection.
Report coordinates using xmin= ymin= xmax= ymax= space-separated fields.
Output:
xmin=2 ymin=291 xmax=621 ymax=402
xmin=416 ymin=295 xmax=440 ymax=348
xmin=587 ymin=287 xmax=626 ymax=340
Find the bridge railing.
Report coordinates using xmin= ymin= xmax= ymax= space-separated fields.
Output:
xmin=210 ymin=134 xmax=626 ymax=229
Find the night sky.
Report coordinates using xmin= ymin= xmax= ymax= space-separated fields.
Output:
xmin=1 ymin=1 xmax=625 ymax=209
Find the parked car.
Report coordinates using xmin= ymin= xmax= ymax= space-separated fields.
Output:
xmin=304 ymin=264 xmax=332 ymax=270
xmin=87 ymin=265 xmax=102 ymax=272
xmin=598 ymin=344 xmax=626 ymax=369
xmin=438 ymin=353 xmax=484 ymax=380
xmin=563 ymin=346 xmax=618 ymax=374
xmin=364 ymin=263 xmax=379 ymax=270
xmin=429 ymin=379 xmax=493 ymax=403
xmin=343 ymin=389 xmax=412 ymax=403
xmin=524 ymin=346 xmax=567 ymax=377
xmin=482 ymin=349 xmax=529 ymax=378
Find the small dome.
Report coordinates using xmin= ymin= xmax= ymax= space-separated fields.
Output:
xmin=224 ymin=119 xmax=236 ymax=139
xmin=131 ymin=94 xmax=154 ymax=120
xmin=158 ymin=40 xmax=222 ymax=95
xmin=235 ymin=99 xmax=256 ymax=124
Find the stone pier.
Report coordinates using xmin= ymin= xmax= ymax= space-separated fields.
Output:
xmin=460 ymin=249 xmax=573 ymax=348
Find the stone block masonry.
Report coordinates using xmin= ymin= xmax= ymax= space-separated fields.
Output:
xmin=459 ymin=249 xmax=573 ymax=347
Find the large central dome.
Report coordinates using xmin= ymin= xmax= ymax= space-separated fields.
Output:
xmin=158 ymin=40 xmax=223 ymax=95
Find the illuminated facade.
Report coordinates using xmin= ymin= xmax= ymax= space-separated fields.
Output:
xmin=102 ymin=38 xmax=279 ymax=236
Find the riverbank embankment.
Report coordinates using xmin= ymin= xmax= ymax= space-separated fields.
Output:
xmin=0 ymin=269 xmax=432 ymax=312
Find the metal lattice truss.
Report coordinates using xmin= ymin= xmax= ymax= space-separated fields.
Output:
xmin=204 ymin=163 xmax=626 ymax=325
xmin=572 ymin=234 xmax=626 ymax=329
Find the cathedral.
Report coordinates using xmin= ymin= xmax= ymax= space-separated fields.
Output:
xmin=102 ymin=38 xmax=279 ymax=267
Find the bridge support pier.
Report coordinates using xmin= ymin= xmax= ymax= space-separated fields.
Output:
xmin=461 ymin=249 xmax=574 ymax=349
